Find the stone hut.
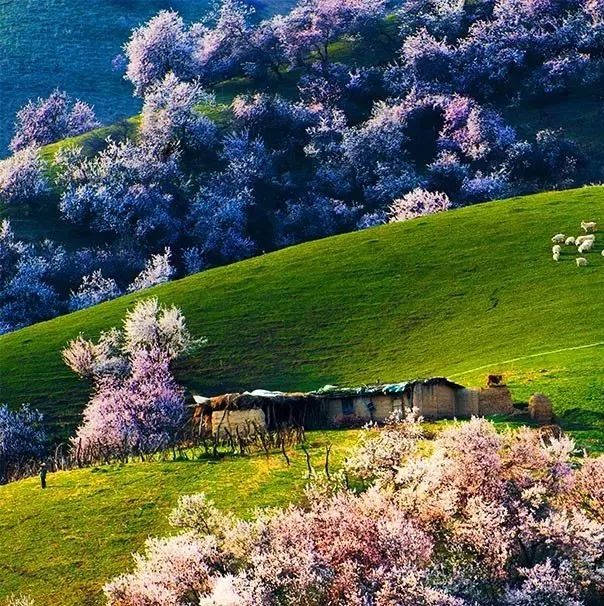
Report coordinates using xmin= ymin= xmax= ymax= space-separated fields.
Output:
xmin=310 ymin=378 xmax=470 ymax=424
xmin=189 ymin=376 xmax=520 ymax=435
xmin=477 ymin=374 xmax=514 ymax=416
xmin=528 ymin=393 xmax=553 ymax=424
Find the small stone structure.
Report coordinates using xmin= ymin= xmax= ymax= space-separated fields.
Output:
xmin=478 ymin=387 xmax=514 ymax=415
xmin=528 ymin=393 xmax=553 ymax=424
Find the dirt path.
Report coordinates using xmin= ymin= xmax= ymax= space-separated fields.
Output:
xmin=450 ymin=341 xmax=604 ymax=378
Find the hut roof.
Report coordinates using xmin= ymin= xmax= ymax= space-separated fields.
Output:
xmin=189 ymin=377 xmax=466 ymax=410
xmin=310 ymin=377 xmax=464 ymax=398
xmin=202 ymin=390 xmax=311 ymax=410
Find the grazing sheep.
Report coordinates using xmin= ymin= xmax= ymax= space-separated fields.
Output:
xmin=565 ymin=236 xmax=576 ymax=246
xmin=581 ymin=221 xmax=597 ymax=233
xmin=552 ymin=244 xmax=561 ymax=254
xmin=578 ymin=241 xmax=593 ymax=254
xmin=576 ymin=234 xmax=595 ymax=245
xmin=576 ymin=257 xmax=588 ymax=267
xmin=602 ymin=249 xmax=604 ymax=257
xmin=551 ymin=233 xmax=566 ymax=244
xmin=553 ymin=252 xmax=560 ymax=261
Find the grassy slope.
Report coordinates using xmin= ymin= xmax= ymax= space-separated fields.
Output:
xmin=0 ymin=430 xmax=360 ymax=606
xmin=1 ymin=186 xmax=603 ymax=444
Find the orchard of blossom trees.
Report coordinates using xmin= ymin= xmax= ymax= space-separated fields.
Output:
xmin=2 ymin=0 xmax=604 ymax=331
xmin=104 ymin=414 xmax=604 ymax=606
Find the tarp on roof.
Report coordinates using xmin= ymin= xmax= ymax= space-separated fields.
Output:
xmin=192 ymin=377 xmax=466 ymax=409
xmin=192 ymin=395 xmax=212 ymax=405
xmin=311 ymin=384 xmax=388 ymax=397
xmin=382 ymin=382 xmax=412 ymax=394
xmin=312 ymin=377 xmax=464 ymax=398
xmin=312 ymin=385 xmax=367 ymax=397
xmin=248 ymin=389 xmax=286 ymax=398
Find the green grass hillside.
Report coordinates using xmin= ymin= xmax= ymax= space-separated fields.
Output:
xmin=0 ymin=430 xmax=360 ymax=606
xmin=1 ymin=186 xmax=603 ymax=445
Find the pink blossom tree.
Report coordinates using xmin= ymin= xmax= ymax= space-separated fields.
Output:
xmin=0 ymin=147 xmax=49 ymax=205
xmin=127 ymin=248 xmax=175 ymax=293
xmin=105 ymin=416 xmax=604 ymax=605
xmin=388 ymin=188 xmax=451 ymax=222
xmin=140 ymin=73 xmax=218 ymax=153
xmin=65 ymin=299 xmax=201 ymax=458
xmin=273 ymin=0 xmax=387 ymax=65
xmin=68 ymin=270 xmax=121 ymax=311
xmin=124 ymin=11 xmax=198 ymax=96
xmin=10 ymin=90 xmax=99 ymax=152
xmin=74 ymin=347 xmax=185 ymax=456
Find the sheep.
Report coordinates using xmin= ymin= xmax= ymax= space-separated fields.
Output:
xmin=553 ymin=252 xmax=560 ymax=261
xmin=576 ymin=257 xmax=588 ymax=267
xmin=564 ymin=236 xmax=576 ymax=246
xmin=581 ymin=221 xmax=597 ymax=233
xmin=578 ymin=240 xmax=594 ymax=254
xmin=552 ymin=244 xmax=561 ymax=254
xmin=602 ymin=249 xmax=604 ymax=257
xmin=576 ymin=234 xmax=595 ymax=245
xmin=551 ymin=233 xmax=566 ymax=244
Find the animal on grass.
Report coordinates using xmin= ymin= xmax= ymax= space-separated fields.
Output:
xmin=581 ymin=221 xmax=597 ymax=233
xmin=551 ymin=233 xmax=566 ymax=244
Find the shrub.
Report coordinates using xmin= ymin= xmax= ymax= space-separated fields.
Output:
xmin=68 ymin=270 xmax=121 ymax=311
xmin=388 ymin=188 xmax=451 ymax=222
xmin=0 ymin=147 xmax=49 ymax=205
xmin=57 ymin=140 xmax=183 ymax=247
xmin=127 ymin=248 xmax=175 ymax=293
xmin=0 ymin=404 xmax=46 ymax=484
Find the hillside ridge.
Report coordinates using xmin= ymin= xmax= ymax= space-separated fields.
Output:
xmin=1 ymin=185 xmax=603 ymax=443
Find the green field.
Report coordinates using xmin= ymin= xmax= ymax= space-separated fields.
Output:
xmin=0 ymin=430 xmax=361 ymax=606
xmin=1 ymin=186 xmax=603 ymax=445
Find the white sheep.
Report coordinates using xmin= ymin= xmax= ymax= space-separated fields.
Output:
xmin=578 ymin=241 xmax=594 ymax=254
xmin=576 ymin=257 xmax=588 ymax=267
xmin=602 ymin=249 xmax=604 ymax=257
xmin=564 ymin=236 xmax=576 ymax=246
xmin=553 ymin=252 xmax=560 ymax=261
xmin=581 ymin=221 xmax=597 ymax=233
xmin=552 ymin=244 xmax=561 ymax=254
xmin=576 ymin=234 xmax=595 ymax=245
xmin=551 ymin=233 xmax=566 ymax=244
